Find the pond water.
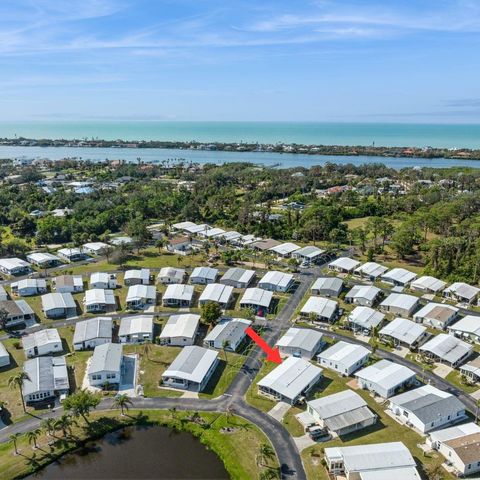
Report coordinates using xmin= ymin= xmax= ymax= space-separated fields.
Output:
xmin=30 ymin=425 xmax=229 ymax=479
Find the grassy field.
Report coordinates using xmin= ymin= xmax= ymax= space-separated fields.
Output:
xmin=245 ymin=360 xmax=278 ymax=412
xmin=0 ymin=410 xmax=279 ymax=480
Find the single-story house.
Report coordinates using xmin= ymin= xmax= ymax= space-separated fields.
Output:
xmin=239 ymin=288 xmax=273 ymax=317
xmin=124 ymin=268 xmax=151 ymax=286
xmin=420 ymin=333 xmax=473 ymax=367
xmin=125 ymin=284 xmax=157 ymax=309
xmin=220 ymin=267 xmax=255 ymax=289
xmin=218 ymin=231 xmax=243 ymax=243
xmin=159 ymin=313 xmax=200 ymax=346
xmin=185 ymin=223 xmax=211 ymax=236
xmin=345 ymin=285 xmax=382 ymax=307
xmin=355 ymin=359 xmax=416 ymax=398
xmin=413 ymin=303 xmax=459 ymax=330
xmin=198 ymin=227 xmax=225 ymax=239
xmin=0 ymin=258 xmax=32 ymax=276
xmin=162 ymin=345 xmax=219 ymax=392
xmin=22 ymin=328 xmax=62 ymax=358
xmin=90 ymin=272 xmax=117 ymax=289
xmin=276 ymin=327 xmax=323 ymax=360
xmin=53 ymin=275 xmax=84 ymax=293
xmin=310 ymin=277 xmax=343 ymax=297
xmin=258 ymin=271 xmax=294 ymax=293
xmin=328 ymin=257 xmax=360 ymax=274
xmin=448 ymin=315 xmax=480 ymax=343
xmin=11 ymin=278 xmax=47 ymax=297
xmin=189 ymin=267 xmax=218 ymax=285
xmin=427 ymin=422 xmax=480 ymax=451
xmin=324 ymin=442 xmax=420 ymax=478
xmin=0 ymin=299 xmax=35 ymax=327
xmin=379 ymin=317 xmax=428 ymax=349
xmin=346 ymin=306 xmax=385 ymax=334
xmin=410 ymin=276 xmax=447 ymax=294
xmin=353 ymin=262 xmax=388 ymax=281
xmin=157 ymin=267 xmax=185 ymax=285
xmin=82 ymin=242 xmax=108 ymax=256
xmin=388 ymin=385 xmax=466 ymax=433
xmin=300 ymin=296 xmax=339 ymax=323
xmin=250 ymin=238 xmax=281 ymax=251
xmin=204 ymin=317 xmax=251 ymax=351
xmin=88 ymin=343 xmax=123 ymax=387
xmin=379 ymin=293 xmax=420 ymax=318
xmin=381 ymin=268 xmax=417 ymax=287
xmin=119 ymin=315 xmax=154 ymax=343
xmin=167 ymin=236 xmax=194 ymax=254
xmin=41 ymin=292 xmax=77 ymax=319
xmin=57 ymin=247 xmax=86 ymax=263
xmin=257 ymin=356 xmax=323 ymax=405
xmin=73 ymin=317 xmax=113 ymax=350
xmin=23 ymin=356 xmax=70 ymax=404
xmin=26 ymin=252 xmax=62 ymax=268
xmin=84 ymin=289 xmax=116 ymax=313
xmin=162 ymin=284 xmax=195 ymax=308
xmin=318 ymin=341 xmax=370 ymax=376
xmin=172 ymin=221 xmax=197 ymax=232
xmin=436 ymin=432 xmax=480 ymax=476
xmin=459 ymin=357 xmax=480 ymax=383
xmin=307 ymin=389 xmax=377 ymax=436
xmin=269 ymin=242 xmax=301 ymax=258
xmin=0 ymin=341 xmax=10 ymax=367
xmin=198 ymin=283 xmax=233 ymax=308
xmin=109 ymin=236 xmax=133 ymax=247
xmin=443 ymin=282 xmax=480 ymax=305
xmin=292 ymin=246 xmax=326 ymax=264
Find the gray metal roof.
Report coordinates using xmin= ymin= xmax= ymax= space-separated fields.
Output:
xmin=190 ymin=267 xmax=218 ymax=281
xmin=345 ymin=285 xmax=381 ymax=303
xmin=380 ymin=318 xmax=426 ymax=346
xmin=319 ymin=341 xmax=370 ymax=367
xmin=22 ymin=328 xmax=61 ymax=351
xmin=119 ymin=316 xmax=153 ymax=336
xmin=42 ymin=292 xmax=76 ymax=311
xmin=419 ymin=333 xmax=472 ymax=364
xmin=204 ymin=318 xmax=251 ymax=346
xmin=311 ymin=277 xmax=343 ymax=293
xmin=73 ymin=317 xmax=113 ymax=344
xmin=355 ymin=360 xmax=416 ymax=390
xmin=348 ymin=307 xmax=384 ymax=330
xmin=23 ymin=356 xmax=69 ymax=395
xmin=163 ymin=346 xmax=218 ymax=383
xmin=221 ymin=267 xmax=255 ymax=284
xmin=276 ymin=327 xmax=323 ymax=352
xmin=88 ymin=343 xmax=122 ymax=374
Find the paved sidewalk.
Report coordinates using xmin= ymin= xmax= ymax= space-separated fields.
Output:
xmin=268 ymin=401 xmax=290 ymax=422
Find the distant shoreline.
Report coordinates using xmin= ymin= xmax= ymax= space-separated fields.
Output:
xmin=2 ymin=137 xmax=480 ymax=160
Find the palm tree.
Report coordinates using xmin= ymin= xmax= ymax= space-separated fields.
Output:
xmin=221 ymin=340 xmax=230 ymax=363
xmin=41 ymin=418 xmax=56 ymax=437
xmin=8 ymin=371 xmax=31 ymax=413
xmin=54 ymin=414 xmax=75 ymax=438
xmin=26 ymin=428 xmax=42 ymax=450
xmin=256 ymin=443 xmax=275 ymax=467
xmin=9 ymin=433 xmax=21 ymax=455
xmin=113 ymin=394 xmax=133 ymax=416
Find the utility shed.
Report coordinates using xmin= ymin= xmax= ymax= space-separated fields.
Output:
xmin=355 ymin=359 xmax=416 ymax=398
xmin=310 ymin=277 xmax=343 ymax=297
xmin=413 ymin=303 xmax=458 ymax=330
xmin=203 ymin=318 xmax=251 ymax=351
xmin=318 ymin=341 xmax=370 ymax=376
xmin=419 ymin=333 xmax=473 ymax=367
xmin=379 ymin=317 xmax=428 ymax=348
xmin=162 ymin=346 xmax=219 ymax=392
xmin=159 ymin=314 xmax=200 ymax=346
xmin=389 ymin=385 xmax=466 ymax=433
xmin=307 ymin=389 xmax=377 ymax=436
xmin=257 ymin=356 xmax=322 ymax=405
xmin=276 ymin=327 xmax=323 ymax=360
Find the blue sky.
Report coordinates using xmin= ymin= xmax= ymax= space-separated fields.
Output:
xmin=1 ymin=0 xmax=480 ymax=122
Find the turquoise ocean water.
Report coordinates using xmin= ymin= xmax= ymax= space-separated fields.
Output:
xmin=1 ymin=121 xmax=480 ymax=149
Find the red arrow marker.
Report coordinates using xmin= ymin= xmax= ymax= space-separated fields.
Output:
xmin=245 ymin=327 xmax=282 ymax=364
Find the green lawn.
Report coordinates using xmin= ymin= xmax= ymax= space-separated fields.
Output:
xmin=445 ymin=369 xmax=479 ymax=394
xmin=245 ymin=361 xmax=279 ymax=412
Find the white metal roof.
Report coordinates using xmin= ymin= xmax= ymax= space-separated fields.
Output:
xmin=355 ymin=359 xmax=416 ymax=390
xmin=190 ymin=266 xmax=218 ymax=281
xmin=199 ymin=283 xmax=233 ymax=304
xmin=381 ymin=268 xmax=417 ymax=285
xmin=319 ymin=341 xmax=370 ymax=367
xmin=0 ymin=257 xmax=30 ymax=270
xmin=163 ymin=346 xmax=218 ymax=384
xmin=172 ymin=221 xmax=197 ymax=230
xmin=429 ymin=422 xmax=480 ymax=445
xmin=420 ymin=333 xmax=472 ymax=364
xmin=328 ymin=257 xmax=360 ymax=271
xmin=41 ymin=292 xmax=76 ymax=311
xmin=354 ymin=262 xmax=388 ymax=278
xmin=410 ymin=276 xmax=446 ymax=292
xmin=73 ymin=317 xmax=112 ymax=344
xmin=257 ymin=356 xmax=322 ymax=400
xmin=124 ymin=268 xmax=150 ymax=282
xmin=57 ymin=247 xmax=82 ymax=257
xmin=199 ymin=227 xmax=225 ymax=238
xmin=13 ymin=278 xmax=47 ymax=291
xmin=84 ymin=289 xmax=116 ymax=306
xmin=380 ymin=293 xmax=418 ymax=311
xmin=186 ymin=223 xmax=211 ymax=234
xmin=126 ymin=284 xmax=157 ymax=302
xmin=83 ymin=242 xmax=108 ymax=252
xmin=301 ymin=296 xmax=338 ymax=319
xmin=23 ymin=356 xmax=69 ymax=395
xmin=221 ymin=267 xmax=255 ymax=285
xmin=88 ymin=343 xmax=122 ymax=374
xmin=157 ymin=267 xmax=184 ymax=281
xmin=379 ymin=317 xmax=426 ymax=345
xmin=259 ymin=270 xmax=294 ymax=289
xmin=160 ymin=314 xmax=200 ymax=340
xmin=90 ymin=272 xmax=115 ymax=285
xmin=276 ymin=327 xmax=323 ymax=352
xmin=240 ymin=288 xmax=273 ymax=307
xmin=22 ymin=328 xmax=61 ymax=350
xmin=119 ymin=315 xmax=153 ymax=336
xmin=269 ymin=242 xmax=301 ymax=256
xmin=204 ymin=318 xmax=251 ymax=345
xmin=444 ymin=282 xmax=480 ymax=301
xmin=27 ymin=252 xmax=60 ymax=264
xmin=163 ymin=283 xmax=194 ymax=302
xmin=293 ymin=245 xmax=325 ymax=258
xmin=311 ymin=277 xmax=343 ymax=293
xmin=414 ymin=303 xmax=458 ymax=322
xmin=345 ymin=285 xmax=381 ymax=303
xmin=448 ymin=315 xmax=480 ymax=336
xmin=348 ymin=306 xmax=384 ymax=330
